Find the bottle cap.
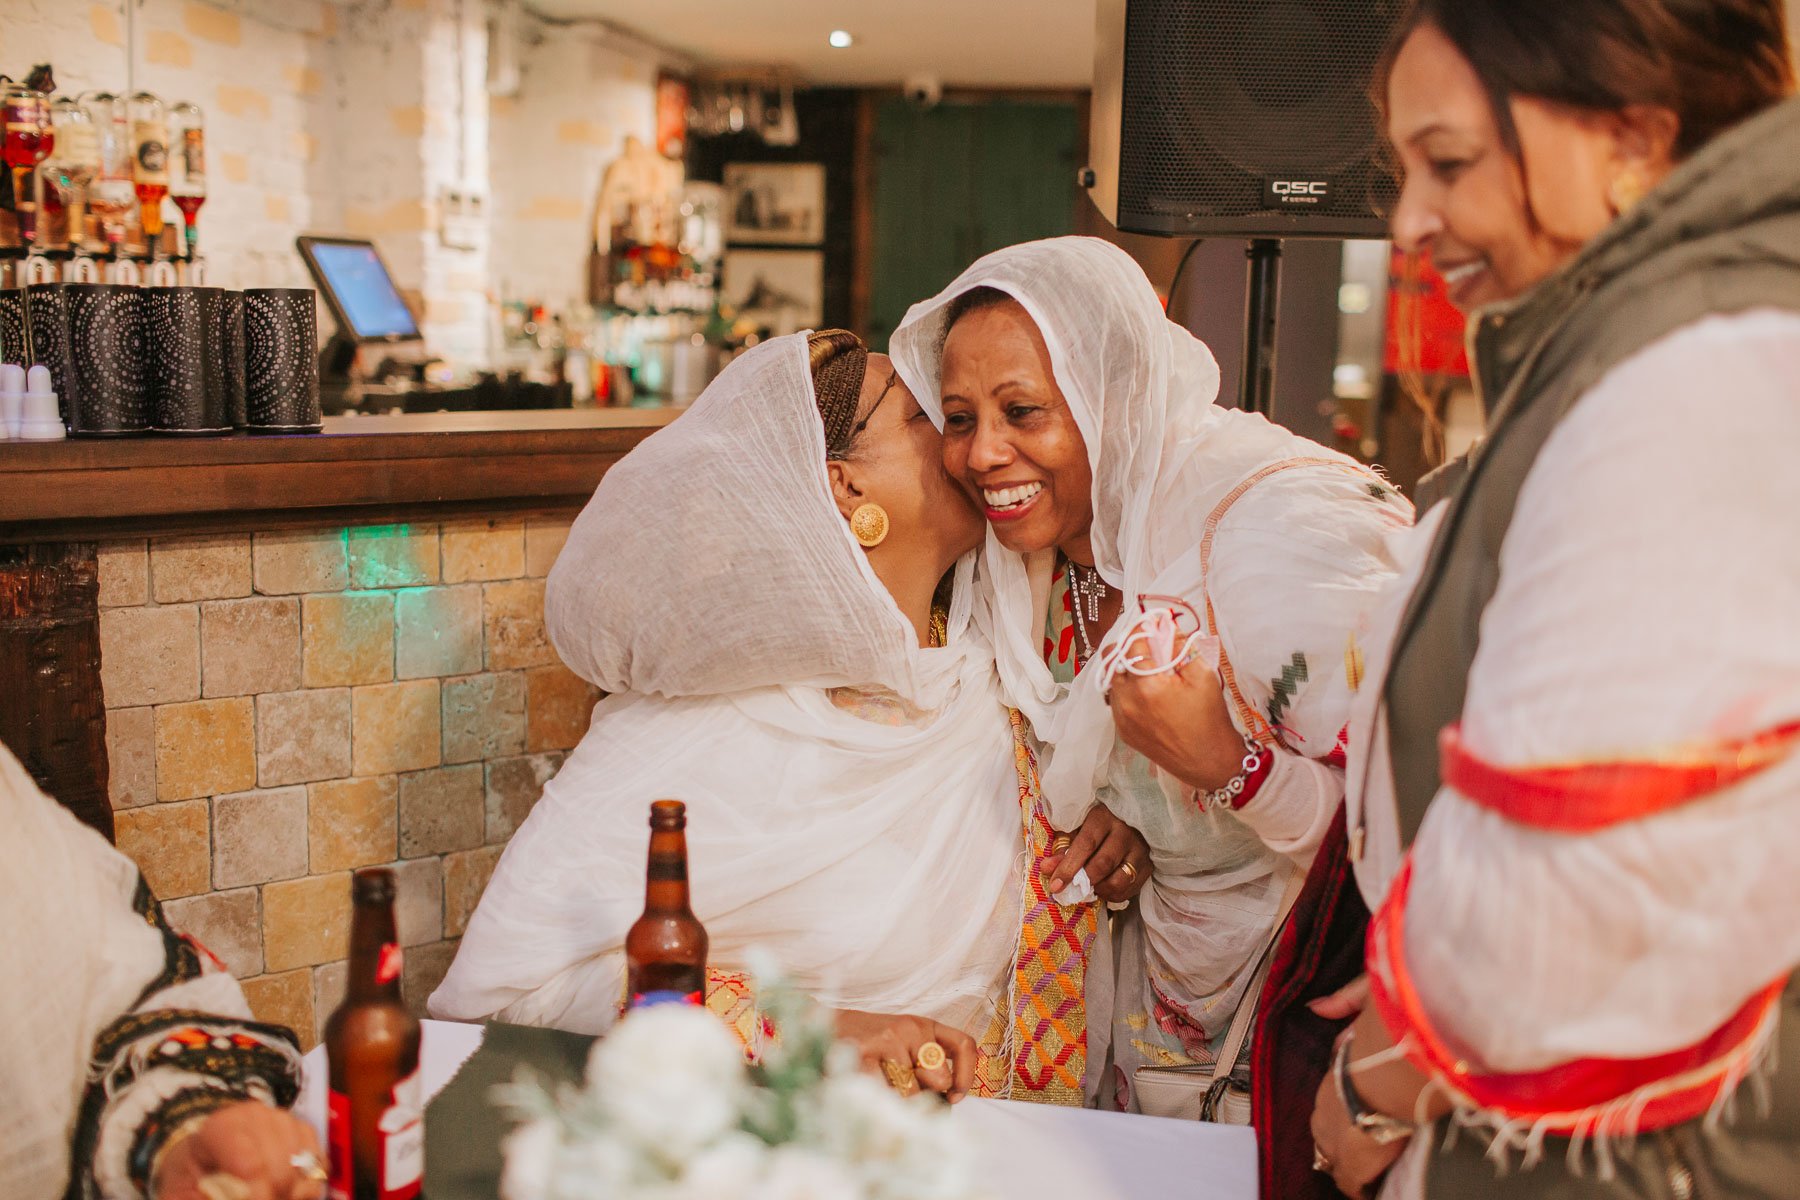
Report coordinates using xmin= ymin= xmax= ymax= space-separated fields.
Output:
xmin=17 ymin=365 xmax=65 ymax=441
xmin=352 ymin=866 xmax=397 ymax=903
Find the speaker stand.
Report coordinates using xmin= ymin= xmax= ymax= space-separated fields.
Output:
xmin=1238 ymin=238 xmax=1283 ymax=416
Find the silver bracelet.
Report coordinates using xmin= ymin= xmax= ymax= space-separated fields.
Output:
xmin=1200 ymin=736 xmax=1270 ymax=811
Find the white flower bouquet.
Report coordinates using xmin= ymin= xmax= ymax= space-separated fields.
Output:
xmin=493 ymin=983 xmax=988 ymax=1200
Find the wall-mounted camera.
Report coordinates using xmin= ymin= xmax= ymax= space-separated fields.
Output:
xmin=902 ymin=74 xmax=943 ymax=108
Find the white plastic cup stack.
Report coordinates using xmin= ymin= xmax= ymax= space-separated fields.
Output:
xmin=16 ymin=365 xmax=65 ymax=441
xmin=0 ymin=363 xmax=24 ymax=440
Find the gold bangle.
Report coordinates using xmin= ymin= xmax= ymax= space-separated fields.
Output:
xmin=148 ymin=1114 xmax=211 ymax=1195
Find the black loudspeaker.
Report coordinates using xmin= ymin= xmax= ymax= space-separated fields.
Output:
xmin=1087 ymin=0 xmax=1401 ymax=239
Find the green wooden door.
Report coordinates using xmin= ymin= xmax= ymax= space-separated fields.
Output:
xmin=869 ymin=100 xmax=1079 ymax=349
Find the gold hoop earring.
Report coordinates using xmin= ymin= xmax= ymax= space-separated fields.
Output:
xmin=1609 ymin=170 xmax=1646 ymax=215
xmin=850 ymin=503 xmax=889 ymax=548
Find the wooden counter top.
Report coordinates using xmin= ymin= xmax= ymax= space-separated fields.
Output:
xmin=0 ymin=407 xmax=681 ymax=542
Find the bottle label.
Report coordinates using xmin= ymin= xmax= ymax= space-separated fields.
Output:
xmin=181 ymin=128 xmax=204 ymax=178
xmin=327 ymin=1088 xmax=353 ymax=1200
xmin=630 ymin=989 xmax=703 ymax=1010
xmin=135 ymin=122 xmax=168 ymax=180
xmin=326 ymin=1069 xmax=423 ymax=1200
xmin=377 ymin=942 xmax=404 ymax=985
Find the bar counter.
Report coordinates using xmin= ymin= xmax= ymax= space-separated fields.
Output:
xmin=0 ymin=407 xmax=680 ymax=543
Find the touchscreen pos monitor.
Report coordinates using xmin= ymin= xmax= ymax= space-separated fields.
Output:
xmin=297 ymin=236 xmax=420 ymax=342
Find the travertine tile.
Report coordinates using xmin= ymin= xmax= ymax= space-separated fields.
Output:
xmin=308 ymin=776 xmax=398 ymax=872
xmin=442 ymin=672 xmax=526 ymax=764
xmin=485 ymin=752 xmax=562 ymax=843
xmin=351 ymin=680 xmax=441 ymax=776
xmin=444 ymin=845 xmax=503 ymax=937
xmin=390 ymin=857 xmax=443 ymax=947
xmin=242 ymin=969 xmax=316 ymax=1047
xmin=312 ymin=959 xmax=348 ymax=1043
xmin=155 ymin=697 xmax=257 ymax=801
xmin=115 ymin=800 xmax=210 ymax=899
xmin=401 ymin=938 xmax=459 ymax=1018
xmin=253 ymin=530 xmax=348 ymax=595
xmin=524 ymin=517 xmax=573 ymax=577
xmin=483 ymin=579 xmax=555 ymax=670
xmin=264 ymin=873 xmax=352 ymax=973
xmin=398 ymin=764 xmax=485 ymax=857
xmin=442 ymin=519 xmax=525 ymax=583
xmin=256 ymin=688 xmax=352 ymax=787
xmin=163 ymin=887 xmax=262 ymax=977
xmin=213 ymin=787 xmax=308 ymax=888
xmin=151 ymin=534 xmax=252 ymax=602
xmin=302 ymin=593 xmax=394 ymax=688
xmin=526 ymin=664 xmax=599 ymax=752
xmin=241 ymin=968 xmax=317 ymax=1050
xmin=201 ymin=596 xmax=301 ymax=697
xmin=97 ymin=539 xmax=149 ymax=607
xmin=395 ymin=586 xmax=483 ymax=680
xmin=348 ymin=525 xmax=439 ymax=589
xmin=99 ymin=604 xmax=200 ymax=708
xmin=106 ymin=705 xmax=156 ymax=809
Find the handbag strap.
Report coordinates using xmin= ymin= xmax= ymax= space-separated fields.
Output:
xmin=1204 ymin=863 xmax=1307 ymax=1092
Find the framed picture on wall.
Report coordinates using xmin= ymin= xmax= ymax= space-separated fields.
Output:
xmin=723 ymin=162 xmax=826 ymax=246
xmin=722 ymin=248 xmax=825 ymax=334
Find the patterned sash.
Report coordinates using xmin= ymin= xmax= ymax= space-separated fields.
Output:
xmin=971 ymin=709 xmax=1095 ymax=1104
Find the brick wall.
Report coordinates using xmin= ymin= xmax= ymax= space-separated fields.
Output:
xmin=9 ymin=0 xmax=662 ymax=364
xmin=96 ymin=518 xmax=599 ymax=1048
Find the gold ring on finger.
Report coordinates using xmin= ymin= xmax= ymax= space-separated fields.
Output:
xmin=289 ymin=1151 xmax=328 ymax=1183
xmin=915 ymin=1041 xmax=947 ymax=1073
xmin=1118 ymin=860 xmax=1138 ymax=883
xmin=882 ymin=1059 xmax=920 ymax=1096
xmin=1051 ymin=834 xmax=1073 ymax=855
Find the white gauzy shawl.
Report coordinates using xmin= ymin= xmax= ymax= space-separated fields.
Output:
xmin=891 ymin=237 xmax=1412 ymax=1050
xmin=430 ymin=334 xmax=1023 ymax=1036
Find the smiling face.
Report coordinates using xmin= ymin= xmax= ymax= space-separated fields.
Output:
xmin=833 ymin=352 xmax=987 ymax=565
xmin=1384 ymin=22 xmax=1673 ymax=310
xmin=938 ymin=298 xmax=1095 ymax=558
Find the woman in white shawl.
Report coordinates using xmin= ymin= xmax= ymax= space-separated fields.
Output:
xmin=890 ymin=237 xmax=1413 ymax=1117
xmin=432 ymin=330 xmax=1122 ymax=1103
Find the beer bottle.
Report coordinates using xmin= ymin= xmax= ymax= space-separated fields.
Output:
xmin=624 ymin=799 xmax=708 ymax=1009
xmin=325 ymin=868 xmax=424 ymax=1200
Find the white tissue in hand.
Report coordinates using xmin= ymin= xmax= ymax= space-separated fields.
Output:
xmin=1052 ymin=868 xmax=1095 ymax=906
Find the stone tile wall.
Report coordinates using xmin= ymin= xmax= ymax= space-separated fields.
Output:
xmin=98 ymin=517 xmax=597 ymax=1049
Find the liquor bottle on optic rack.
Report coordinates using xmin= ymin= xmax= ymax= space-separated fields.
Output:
xmin=168 ymin=100 xmax=205 ymax=262
xmin=625 ymin=799 xmax=709 ymax=1009
xmin=324 ymin=868 xmax=424 ymax=1200
xmin=127 ymin=92 xmax=169 ymax=256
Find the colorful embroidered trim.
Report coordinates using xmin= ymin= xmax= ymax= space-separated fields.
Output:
xmin=1368 ymin=855 xmax=1785 ymax=1130
xmin=973 ymin=710 xmax=1092 ymax=1105
xmin=1440 ymin=718 xmax=1800 ymax=832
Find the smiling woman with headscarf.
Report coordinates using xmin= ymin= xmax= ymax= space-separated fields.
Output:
xmin=430 ymin=329 xmax=1106 ymax=1105
xmin=891 ymin=237 xmax=1412 ymax=1136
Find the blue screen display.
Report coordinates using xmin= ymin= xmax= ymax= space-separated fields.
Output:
xmin=309 ymin=242 xmax=420 ymax=340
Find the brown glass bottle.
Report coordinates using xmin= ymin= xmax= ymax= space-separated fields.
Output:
xmin=624 ymin=799 xmax=708 ymax=1008
xmin=324 ymin=868 xmax=424 ymax=1200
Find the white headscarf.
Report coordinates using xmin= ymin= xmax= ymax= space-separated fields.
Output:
xmin=892 ymin=237 xmax=1411 ymax=825
xmin=432 ymin=333 xmax=1023 ymax=1035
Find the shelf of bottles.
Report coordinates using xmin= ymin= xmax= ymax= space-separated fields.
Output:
xmin=1 ymin=66 xmax=206 ymax=286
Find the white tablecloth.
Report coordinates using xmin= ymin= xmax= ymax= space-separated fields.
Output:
xmin=298 ymin=1020 xmax=1257 ymax=1199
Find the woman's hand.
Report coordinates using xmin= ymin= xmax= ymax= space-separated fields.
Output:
xmin=1310 ymin=1055 xmax=1408 ymax=1200
xmin=152 ymin=1099 xmax=326 ymax=1200
xmin=833 ymin=1010 xmax=979 ymax=1103
xmin=1107 ymin=640 xmax=1249 ymax=794
xmin=1308 ymin=974 xmax=1372 ymax=1022
xmin=1042 ymin=803 xmax=1151 ymax=904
